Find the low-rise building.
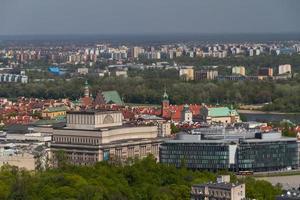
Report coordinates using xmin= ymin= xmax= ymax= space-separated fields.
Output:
xmin=278 ymin=64 xmax=292 ymax=75
xmin=258 ymin=67 xmax=273 ymax=77
xmin=200 ymin=106 xmax=240 ymax=124
xmin=232 ymin=66 xmax=246 ymax=76
xmin=195 ymin=70 xmax=218 ymax=80
xmin=160 ymin=131 xmax=299 ymax=172
xmin=191 ymin=175 xmax=245 ymax=200
xmin=0 ymin=73 xmax=28 ymax=83
xmin=179 ymin=66 xmax=194 ymax=81
xmin=42 ymin=106 xmax=67 ymax=120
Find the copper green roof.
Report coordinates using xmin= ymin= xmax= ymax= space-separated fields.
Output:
xmin=102 ymin=90 xmax=123 ymax=105
xmin=72 ymin=100 xmax=81 ymax=105
xmin=208 ymin=107 xmax=238 ymax=117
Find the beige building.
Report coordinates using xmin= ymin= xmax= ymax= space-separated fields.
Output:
xmin=200 ymin=106 xmax=240 ymax=124
xmin=278 ymin=64 xmax=292 ymax=75
xmin=179 ymin=66 xmax=194 ymax=81
xmin=50 ymin=110 xmax=165 ymax=165
xmin=232 ymin=66 xmax=246 ymax=76
xmin=191 ymin=175 xmax=245 ymax=200
xmin=181 ymin=104 xmax=193 ymax=123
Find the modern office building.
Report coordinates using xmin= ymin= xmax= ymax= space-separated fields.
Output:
xmin=50 ymin=110 xmax=165 ymax=165
xmin=160 ymin=131 xmax=299 ymax=172
xmin=191 ymin=175 xmax=245 ymax=200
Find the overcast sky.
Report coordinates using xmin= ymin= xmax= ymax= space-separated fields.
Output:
xmin=0 ymin=0 xmax=299 ymax=35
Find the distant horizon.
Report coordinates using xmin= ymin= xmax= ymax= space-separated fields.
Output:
xmin=1 ymin=32 xmax=300 ymax=43
xmin=1 ymin=32 xmax=300 ymax=37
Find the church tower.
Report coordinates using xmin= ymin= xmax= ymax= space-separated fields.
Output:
xmin=81 ymin=80 xmax=93 ymax=107
xmin=84 ymin=80 xmax=90 ymax=97
xmin=181 ymin=104 xmax=193 ymax=123
xmin=161 ymin=88 xmax=170 ymax=118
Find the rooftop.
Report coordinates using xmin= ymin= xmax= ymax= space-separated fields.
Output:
xmin=206 ymin=107 xmax=238 ymax=117
xmin=102 ymin=90 xmax=123 ymax=105
xmin=193 ymin=182 xmax=243 ymax=190
xmin=67 ymin=110 xmax=121 ymax=115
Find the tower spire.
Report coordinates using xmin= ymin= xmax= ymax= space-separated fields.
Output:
xmin=163 ymin=86 xmax=169 ymax=100
xmin=84 ymin=80 xmax=90 ymax=97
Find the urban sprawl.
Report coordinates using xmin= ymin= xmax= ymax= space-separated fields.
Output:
xmin=1 ymin=39 xmax=300 ymax=200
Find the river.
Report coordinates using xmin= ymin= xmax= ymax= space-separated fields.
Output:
xmin=240 ymin=112 xmax=300 ymax=124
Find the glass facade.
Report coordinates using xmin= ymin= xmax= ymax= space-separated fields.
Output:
xmin=160 ymin=139 xmax=299 ymax=172
xmin=238 ymin=140 xmax=298 ymax=172
xmin=160 ymin=142 xmax=230 ymax=170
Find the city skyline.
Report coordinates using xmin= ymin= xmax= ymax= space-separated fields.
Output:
xmin=1 ymin=0 xmax=300 ymax=35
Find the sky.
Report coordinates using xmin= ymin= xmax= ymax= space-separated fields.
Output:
xmin=0 ymin=0 xmax=300 ymax=35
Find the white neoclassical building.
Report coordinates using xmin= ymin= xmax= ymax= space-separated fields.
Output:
xmin=50 ymin=110 xmax=165 ymax=165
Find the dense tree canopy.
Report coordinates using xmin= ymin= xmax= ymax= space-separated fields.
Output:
xmin=0 ymin=156 xmax=281 ymax=200
xmin=1 ymin=54 xmax=300 ymax=112
xmin=0 ymin=73 xmax=300 ymax=112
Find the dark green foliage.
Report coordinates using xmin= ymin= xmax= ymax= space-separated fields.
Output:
xmin=242 ymin=177 xmax=282 ymax=200
xmin=170 ymin=123 xmax=180 ymax=134
xmin=1 ymin=74 xmax=300 ymax=112
xmin=0 ymin=156 xmax=282 ymax=200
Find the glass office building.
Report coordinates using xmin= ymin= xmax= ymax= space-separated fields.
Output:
xmin=160 ymin=141 xmax=230 ymax=170
xmin=160 ymin=133 xmax=299 ymax=172
xmin=238 ymin=139 xmax=298 ymax=172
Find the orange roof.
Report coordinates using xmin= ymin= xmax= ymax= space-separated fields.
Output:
xmin=164 ymin=104 xmax=201 ymax=121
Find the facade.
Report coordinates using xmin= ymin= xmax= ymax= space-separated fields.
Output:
xmin=181 ymin=104 xmax=193 ymax=123
xmin=0 ymin=74 xmax=28 ymax=83
xmin=131 ymin=47 xmax=143 ymax=58
xmin=50 ymin=110 xmax=165 ymax=165
xmin=111 ymin=69 xmax=128 ymax=78
xmin=278 ymin=64 xmax=292 ymax=75
xmin=195 ymin=70 xmax=218 ymax=80
xmin=42 ymin=106 xmax=67 ymax=119
xmin=191 ymin=176 xmax=245 ymax=200
xmin=179 ymin=66 xmax=194 ymax=81
xmin=258 ymin=67 xmax=273 ymax=77
xmin=237 ymin=136 xmax=299 ymax=172
xmin=66 ymin=110 xmax=123 ymax=129
xmin=232 ymin=66 xmax=246 ymax=76
xmin=200 ymin=106 xmax=240 ymax=124
xmin=160 ymin=132 xmax=299 ymax=172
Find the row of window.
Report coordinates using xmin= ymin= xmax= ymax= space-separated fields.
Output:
xmin=68 ymin=114 xmax=95 ymax=125
xmin=54 ymin=136 xmax=100 ymax=145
